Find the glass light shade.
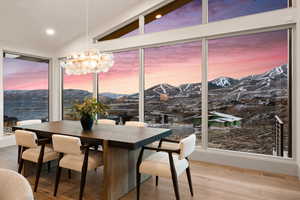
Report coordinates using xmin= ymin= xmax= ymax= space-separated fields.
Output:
xmin=61 ymin=49 xmax=114 ymax=75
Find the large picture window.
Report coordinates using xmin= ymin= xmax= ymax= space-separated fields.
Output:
xmin=207 ymin=30 xmax=290 ymax=156
xmin=208 ymin=0 xmax=288 ymax=22
xmin=3 ymin=53 xmax=49 ymax=132
xmin=63 ymin=74 xmax=93 ymax=119
xmin=144 ymin=42 xmax=202 ymax=145
xmin=98 ymin=50 xmax=139 ymax=124
xmin=144 ymin=0 xmax=202 ymax=33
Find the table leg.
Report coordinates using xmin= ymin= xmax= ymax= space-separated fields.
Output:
xmin=103 ymin=141 xmax=151 ymax=200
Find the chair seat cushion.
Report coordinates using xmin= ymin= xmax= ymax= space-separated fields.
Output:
xmin=22 ymin=146 xmax=58 ymax=163
xmin=139 ymin=152 xmax=189 ymax=178
xmin=59 ymin=151 xmax=103 ymax=172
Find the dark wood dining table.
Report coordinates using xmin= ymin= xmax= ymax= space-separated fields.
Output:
xmin=13 ymin=120 xmax=172 ymax=200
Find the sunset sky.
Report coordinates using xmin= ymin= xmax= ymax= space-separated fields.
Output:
xmin=5 ymin=0 xmax=288 ymax=93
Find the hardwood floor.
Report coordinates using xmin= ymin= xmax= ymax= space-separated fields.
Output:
xmin=1 ymin=146 xmax=300 ymax=200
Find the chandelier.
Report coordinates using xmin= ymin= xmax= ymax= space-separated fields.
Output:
xmin=60 ymin=0 xmax=114 ymax=75
xmin=61 ymin=50 xmax=114 ymax=75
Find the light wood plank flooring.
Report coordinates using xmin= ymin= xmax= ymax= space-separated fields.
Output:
xmin=0 ymin=146 xmax=300 ymax=200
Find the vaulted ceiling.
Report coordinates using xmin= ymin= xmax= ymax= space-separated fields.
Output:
xmin=0 ymin=0 xmax=147 ymax=55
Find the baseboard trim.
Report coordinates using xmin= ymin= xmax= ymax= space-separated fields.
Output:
xmin=0 ymin=135 xmax=15 ymax=148
xmin=191 ymin=148 xmax=298 ymax=177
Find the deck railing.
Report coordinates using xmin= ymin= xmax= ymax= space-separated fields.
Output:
xmin=274 ymin=115 xmax=284 ymax=157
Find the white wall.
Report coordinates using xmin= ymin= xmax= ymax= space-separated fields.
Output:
xmin=49 ymin=57 xmax=61 ymax=121
xmin=57 ymin=0 xmax=172 ymax=57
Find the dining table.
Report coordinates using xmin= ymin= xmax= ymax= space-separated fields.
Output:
xmin=13 ymin=120 xmax=172 ymax=200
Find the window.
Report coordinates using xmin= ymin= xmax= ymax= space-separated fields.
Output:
xmin=98 ymin=50 xmax=139 ymax=123
xmin=97 ymin=20 xmax=139 ymax=41
xmin=144 ymin=41 xmax=202 ymax=146
xmin=63 ymin=73 xmax=93 ymax=119
xmin=144 ymin=0 xmax=202 ymax=33
xmin=208 ymin=0 xmax=288 ymax=22
xmin=97 ymin=0 xmax=202 ymax=41
xmin=207 ymin=30 xmax=290 ymax=156
xmin=3 ymin=53 xmax=49 ymax=133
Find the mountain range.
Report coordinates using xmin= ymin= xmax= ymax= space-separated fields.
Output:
xmin=4 ymin=64 xmax=288 ymax=121
xmin=142 ymin=64 xmax=288 ymax=99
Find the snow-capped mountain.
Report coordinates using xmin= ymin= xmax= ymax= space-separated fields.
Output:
xmin=145 ymin=83 xmax=180 ymax=97
xmin=209 ymin=77 xmax=239 ymax=89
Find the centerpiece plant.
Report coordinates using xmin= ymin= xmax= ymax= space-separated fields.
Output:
xmin=72 ymin=97 xmax=109 ymax=131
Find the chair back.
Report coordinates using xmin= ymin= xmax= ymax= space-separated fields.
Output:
xmin=179 ymin=134 xmax=196 ymax=160
xmin=15 ymin=130 xmax=38 ymax=148
xmin=0 ymin=169 xmax=34 ymax=200
xmin=97 ymin=119 xmax=116 ymax=125
xmin=125 ymin=121 xmax=147 ymax=127
xmin=52 ymin=135 xmax=82 ymax=155
xmin=16 ymin=120 xmax=42 ymax=126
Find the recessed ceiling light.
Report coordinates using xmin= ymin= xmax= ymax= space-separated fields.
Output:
xmin=155 ymin=14 xmax=162 ymax=19
xmin=45 ymin=28 xmax=55 ymax=36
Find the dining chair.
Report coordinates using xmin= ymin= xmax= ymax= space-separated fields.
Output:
xmin=52 ymin=134 xmax=103 ymax=200
xmin=97 ymin=119 xmax=116 ymax=125
xmin=136 ymin=134 xmax=196 ymax=200
xmin=16 ymin=119 xmax=43 ymax=163
xmin=0 ymin=168 xmax=34 ymax=200
xmin=16 ymin=119 xmax=42 ymax=126
xmin=125 ymin=121 xmax=148 ymax=127
xmin=15 ymin=130 xmax=59 ymax=192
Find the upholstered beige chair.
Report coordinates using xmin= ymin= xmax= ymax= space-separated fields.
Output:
xmin=52 ymin=135 xmax=103 ymax=200
xmin=16 ymin=119 xmax=42 ymax=126
xmin=137 ymin=134 xmax=196 ymax=200
xmin=125 ymin=121 xmax=148 ymax=127
xmin=97 ymin=119 xmax=116 ymax=125
xmin=0 ymin=168 xmax=34 ymax=200
xmin=16 ymin=119 xmax=43 ymax=162
xmin=15 ymin=130 xmax=58 ymax=192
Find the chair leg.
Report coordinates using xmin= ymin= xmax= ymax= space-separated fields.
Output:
xmin=155 ymin=176 xmax=159 ymax=186
xmin=54 ymin=166 xmax=62 ymax=196
xmin=79 ymin=166 xmax=88 ymax=200
xmin=18 ymin=158 xmax=24 ymax=174
xmin=17 ymin=146 xmax=21 ymax=164
xmin=136 ymin=170 xmax=141 ymax=200
xmin=68 ymin=169 xmax=72 ymax=179
xmin=34 ymin=144 xmax=45 ymax=192
xmin=171 ymin=171 xmax=180 ymax=200
xmin=79 ymin=145 xmax=90 ymax=200
xmin=34 ymin=160 xmax=43 ymax=192
xmin=169 ymin=153 xmax=180 ymax=200
xmin=136 ymin=147 xmax=144 ymax=200
xmin=186 ymin=167 xmax=194 ymax=196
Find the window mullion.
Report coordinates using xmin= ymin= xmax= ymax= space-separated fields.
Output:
xmin=202 ymin=39 xmax=208 ymax=149
xmin=0 ymin=49 xmax=3 ymax=136
xmin=202 ymin=0 xmax=208 ymax=24
xmin=139 ymin=15 xmax=145 ymax=122
xmin=202 ymin=0 xmax=208 ymax=149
